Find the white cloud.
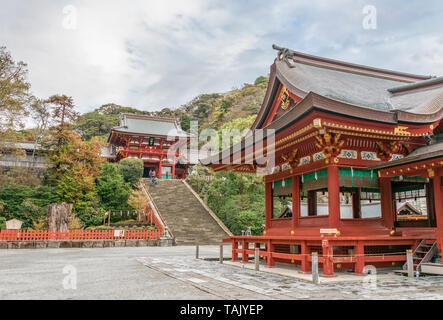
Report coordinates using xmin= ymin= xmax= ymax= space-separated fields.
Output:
xmin=1 ymin=0 xmax=442 ymax=115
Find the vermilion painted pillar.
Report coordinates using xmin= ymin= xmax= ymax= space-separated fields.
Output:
xmin=301 ymin=240 xmax=309 ymax=272
xmin=433 ymin=169 xmax=443 ymax=258
xmin=232 ymin=241 xmax=238 ymax=261
xmin=327 ymin=165 xmax=340 ymax=228
xmin=172 ymin=159 xmax=176 ymax=179
xmin=292 ymin=175 xmax=300 ymax=230
xmin=242 ymin=240 xmax=248 ymax=263
xmin=322 ymin=239 xmax=334 ymax=276
xmin=379 ymin=177 xmax=394 ymax=230
xmin=265 ymin=181 xmax=273 ymax=232
xmin=267 ymin=239 xmax=275 ymax=267
xmin=354 ymin=242 xmax=365 ymax=274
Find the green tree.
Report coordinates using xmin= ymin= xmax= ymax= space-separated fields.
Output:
xmin=0 ymin=185 xmax=59 ymax=228
xmin=44 ymin=94 xmax=79 ymax=148
xmin=180 ymin=114 xmax=191 ymax=132
xmin=118 ymin=158 xmax=144 ymax=186
xmin=97 ymin=163 xmax=132 ymax=210
xmin=0 ymin=217 xmax=6 ymax=229
xmin=254 ymin=76 xmax=268 ymax=86
xmin=0 ymin=46 xmax=32 ymax=155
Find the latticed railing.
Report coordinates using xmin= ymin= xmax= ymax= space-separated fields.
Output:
xmin=0 ymin=229 xmax=162 ymax=241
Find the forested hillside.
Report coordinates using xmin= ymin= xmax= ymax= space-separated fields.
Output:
xmin=0 ymin=45 xmax=268 ymax=235
xmin=74 ymin=75 xmax=268 ymax=141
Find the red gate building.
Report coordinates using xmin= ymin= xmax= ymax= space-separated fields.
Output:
xmin=107 ymin=113 xmax=191 ymax=179
xmin=206 ymin=46 xmax=443 ymax=276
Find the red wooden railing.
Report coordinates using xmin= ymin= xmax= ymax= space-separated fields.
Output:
xmin=0 ymin=228 xmax=162 ymax=241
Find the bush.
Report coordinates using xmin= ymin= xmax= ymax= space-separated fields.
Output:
xmin=118 ymin=159 xmax=144 ymax=186
xmin=76 ymin=206 xmax=105 ymax=227
xmin=69 ymin=216 xmax=84 ymax=229
xmin=225 ymin=210 xmax=264 ymax=236
xmin=97 ymin=163 xmax=132 ymax=210
xmin=0 ymin=185 xmax=59 ymax=228
xmin=33 ymin=217 xmax=46 ymax=230
xmin=0 ymin=217 xmax=6 ymax=229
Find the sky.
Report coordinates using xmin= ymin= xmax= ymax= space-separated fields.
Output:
xmin=1 ymin=0 xmax=443 ymax=114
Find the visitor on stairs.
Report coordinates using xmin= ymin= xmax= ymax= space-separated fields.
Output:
xmin=151 ymin=169 xmax=157 ymax=187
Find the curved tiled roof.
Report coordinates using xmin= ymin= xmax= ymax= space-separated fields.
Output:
xmin=252 ymin=46 xmax=442 ymax=130
xmin=110 ymin=113 xmax=189 ymax=138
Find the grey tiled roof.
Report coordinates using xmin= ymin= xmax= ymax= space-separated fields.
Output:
xmin=389 ymin=83 xmax=443 ymax=114
xmin=278 ymin=60 xmax=405 ymax=111
xmin=113 ymin=114 xmax=189 ymax=138
xmin=277 ymin=59 xmax=442 ymax=113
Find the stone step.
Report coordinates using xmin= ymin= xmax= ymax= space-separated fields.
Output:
xmin=142 ymin=179 xmax=230 ymax=244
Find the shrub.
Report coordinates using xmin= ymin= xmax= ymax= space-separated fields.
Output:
xmin=118 ymin=159 xmax=144 ymax=186
xmin=69 ymin=216 xmax=84 ymax=229
xmin=97 ymin=163 xmax=132 ymax=210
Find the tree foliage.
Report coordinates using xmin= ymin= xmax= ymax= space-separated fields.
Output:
xmin=0 ymin=47 xmax=32 ymax=156
xmin=0 ymin=46 xmax=31 ymax=133
xmin=97 ymin=163 xmax=132 ymax=210
xmin=187 ymin=164 xmax=265 ymax=235
xmin=118 ymin=158 xmax=144 ymax=187
xmin=0 ymin=185 xmax=59 ymax=228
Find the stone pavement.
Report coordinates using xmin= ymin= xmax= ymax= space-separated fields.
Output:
xmin=224 ymin=260 xmax=406 ymax=283
xmin=0 ymin=245 xmax=442 ymax=299
xmin=136 ymin=255 xmax=443 ymax=300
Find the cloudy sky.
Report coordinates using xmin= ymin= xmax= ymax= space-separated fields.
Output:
xmin=1 ymin=0 xmax=443 ymax=114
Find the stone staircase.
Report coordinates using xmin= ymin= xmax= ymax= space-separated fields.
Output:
xmin=142 ymin=179 xmax=231 ymax=245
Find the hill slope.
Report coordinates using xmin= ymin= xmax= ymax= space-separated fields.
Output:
xmin=74 ymin=76 xmax=268 ymax=140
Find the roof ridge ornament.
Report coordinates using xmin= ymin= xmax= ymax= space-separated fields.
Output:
xmin=272 ymin=44 xmax=296 ymax=68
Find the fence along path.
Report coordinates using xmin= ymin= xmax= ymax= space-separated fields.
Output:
xmin=0 ymin=229 xmax=162 ymax=241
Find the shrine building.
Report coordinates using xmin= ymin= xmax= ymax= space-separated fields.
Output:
xmin=205 ymin=45 xmax=443 ymax=276
xmin=107 ymin=113 xmax=191 ymax=179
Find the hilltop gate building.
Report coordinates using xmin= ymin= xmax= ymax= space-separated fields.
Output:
xmin=107 ymin=114 xmax=191 ymax=179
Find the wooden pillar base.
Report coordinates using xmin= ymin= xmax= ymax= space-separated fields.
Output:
xmin=242 ymin=240 xmax=249 ymax=263
xmin=232 ymin=241 xmax=238 ymax=261
xmin=354 ymin=242 xmax=365 ymax=274
xmin=267 ymin=240 xmax=275 ymax=267
xmin=322 ymin=241 xmax=334 ymax=277
xmin=301 ymin=241 xmax=309 ymax=272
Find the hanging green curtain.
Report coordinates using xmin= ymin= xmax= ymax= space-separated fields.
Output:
xmin=338 ymin=168 xmax=379 ymax=189
xmin=272 ymin=178 xmax=292 ymax=196
xmin=301 ymin=169 xmax=327 ymax=192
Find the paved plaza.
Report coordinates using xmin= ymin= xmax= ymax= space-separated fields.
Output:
xmin=0 ymin=245 xmax=442 ymax=299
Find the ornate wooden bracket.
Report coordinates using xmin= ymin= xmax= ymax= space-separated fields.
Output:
xmin=280 ymin=149 xmax=298 ymax=168
xmin=376 ymin=141 xmax=401 ymax=161
xmin=315 ymin=132 xmax=344 ymax=159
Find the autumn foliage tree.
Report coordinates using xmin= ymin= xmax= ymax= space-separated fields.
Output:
xmin=48 ymin=131 xmax=105 ymax=226
xmin=44 ymin=94 xmax=79 ymax=147
xmin=0 ymin=46 xmax=32 ymax=155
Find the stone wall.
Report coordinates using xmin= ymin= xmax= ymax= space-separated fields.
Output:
xmin=0 ymin=237 xmax=174 ymax=249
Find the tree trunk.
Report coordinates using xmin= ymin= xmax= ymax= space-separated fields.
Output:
xmin=46 ymin=203 xmax=73 ymax=231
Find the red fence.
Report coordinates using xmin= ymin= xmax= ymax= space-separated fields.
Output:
xmin=0 ymin=229 xmax=162 ymax=241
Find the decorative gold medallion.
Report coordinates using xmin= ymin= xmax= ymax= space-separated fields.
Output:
xmin=280 ymin=86 xmax=290 ymax=110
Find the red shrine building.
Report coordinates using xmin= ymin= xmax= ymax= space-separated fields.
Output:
xmin=107 ymin=113 xmax=191 ymax=179
xmin=206 ymin=45 xmax=443 ymax=276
